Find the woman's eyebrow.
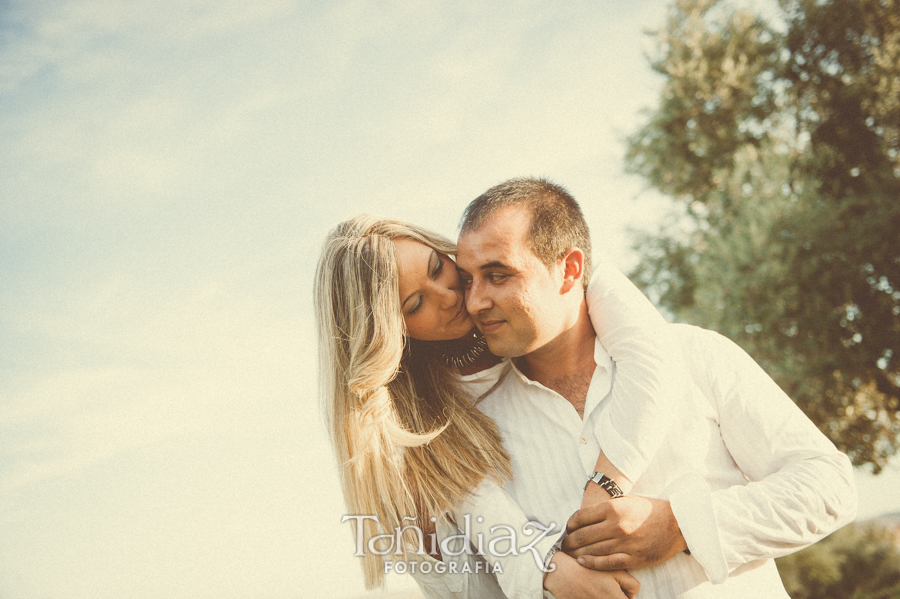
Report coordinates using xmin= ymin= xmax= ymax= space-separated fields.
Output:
xmin=428 ymin=250 xmax=440 ymax=274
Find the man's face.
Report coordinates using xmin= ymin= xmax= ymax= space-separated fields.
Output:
xmin=456 ymin=206 xmax=567 ymax=358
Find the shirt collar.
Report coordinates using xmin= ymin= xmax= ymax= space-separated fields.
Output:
xmin=504 ymin=336 xmax=613 ymax=414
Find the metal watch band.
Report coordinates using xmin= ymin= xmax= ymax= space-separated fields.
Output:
xmin=542 ymin=538 xmax=564 ymax=574
xmin=583 ymin=471 xmax=624 ymax=498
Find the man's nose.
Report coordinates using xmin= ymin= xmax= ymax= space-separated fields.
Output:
xmin=465 ymin=279 xmax=491 ymax=314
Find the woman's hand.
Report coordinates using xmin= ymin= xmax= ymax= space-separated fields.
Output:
xmin=543 ymin=551 xmax=639 ymax=599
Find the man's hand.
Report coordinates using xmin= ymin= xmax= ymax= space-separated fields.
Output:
xmin=562 ymin=495 xmax=688 ymax=570
xmin=581 ymin=478 xmax=618 ymax=511
xmin=544 ymin=551 xmax=639 ymax=599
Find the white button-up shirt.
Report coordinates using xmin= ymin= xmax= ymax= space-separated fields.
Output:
xmin=467 ymin=324 xmax=856 ymax=598
xmin=408 ymin=265 xmax=856 ymax=598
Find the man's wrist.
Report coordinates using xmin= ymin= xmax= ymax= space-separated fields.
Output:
xmin=583 ymin=472 xmax=624 ymax=498
xmin=663 ymin=499 xmax=689 ymax=554
xmin=677 ymin=530 xmax=690 ymax=554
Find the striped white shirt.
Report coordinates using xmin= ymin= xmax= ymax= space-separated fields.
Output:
xmin=468 ymin=324 xmax=856 ymax=598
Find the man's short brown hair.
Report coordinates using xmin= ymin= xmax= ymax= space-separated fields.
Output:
xmin=459 ymin=177 xmax=592 ymax=289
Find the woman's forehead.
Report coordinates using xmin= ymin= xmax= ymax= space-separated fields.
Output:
xmin=393 ymin=238 xmax=435 ymax=290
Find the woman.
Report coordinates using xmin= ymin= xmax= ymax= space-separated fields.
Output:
xmin=314 ymin=215 xmax=672 ymax=598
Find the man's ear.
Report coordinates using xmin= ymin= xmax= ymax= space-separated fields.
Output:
xmin=559 ymin=248 xmax=585 ymax=294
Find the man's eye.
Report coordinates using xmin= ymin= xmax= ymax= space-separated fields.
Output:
xmin=460 ymin=277 xmax=472 ymax=289
xmin=487 ymin=274 xmax=507 ymax=284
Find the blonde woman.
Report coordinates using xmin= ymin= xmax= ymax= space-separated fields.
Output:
xmin=314 ymin=214 xmax=674 ymax=599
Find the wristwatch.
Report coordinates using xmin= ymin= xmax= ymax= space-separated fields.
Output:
xmin=542 ymin=538 xmax=563 ymax=574
xmin=583 ymin=472 xmax=624 ymax=498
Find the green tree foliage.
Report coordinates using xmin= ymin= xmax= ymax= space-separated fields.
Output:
xmin=627 ymin=0 xmax=900 ymax=470
xmin=776 ymin=522 xmax=900 ymax=599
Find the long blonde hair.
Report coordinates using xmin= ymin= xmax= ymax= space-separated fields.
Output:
xmin=314 ymin=214 xmax=512 ymax=588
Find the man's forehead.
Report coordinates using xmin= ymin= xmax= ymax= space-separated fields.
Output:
xmin=457 ymin=205 xmax=533 ymax=267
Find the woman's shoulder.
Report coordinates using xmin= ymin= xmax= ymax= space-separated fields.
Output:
xmin=456 ymin=360 xmax=510 ymax=401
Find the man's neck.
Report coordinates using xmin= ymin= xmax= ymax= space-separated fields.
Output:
xmin=514 ymin=301 xmax=596 ymax=418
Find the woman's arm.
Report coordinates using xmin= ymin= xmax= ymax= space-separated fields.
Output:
xmin=407 ymin=516 xmax=508 ymax=599
xmin=545 ymin=551 xmax=639 ymax=599
xmin=422 ymin=479 xmax=640 ymax=599
xmin=582 ymin=263 xmax=676 ymax=506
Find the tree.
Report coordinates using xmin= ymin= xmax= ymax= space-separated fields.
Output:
xmin=776 ymin=522 xmax=900 ymax=599
xmin=626 ymin=0 xmax=900 ymax=470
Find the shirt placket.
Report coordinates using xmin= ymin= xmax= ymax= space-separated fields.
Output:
xmin=579 ymin=344 xmax=613 ymax=476
xmin=510 ymin=367 xmax=583 ymax=436
xmin=510 ymin=359 xmax=608 ymax=477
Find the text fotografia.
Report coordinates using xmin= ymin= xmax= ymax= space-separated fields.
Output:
xmin=341 ymin=514 xmax=558 ymax=572
xmin=385 ymin=559 xmax=503 ymax=575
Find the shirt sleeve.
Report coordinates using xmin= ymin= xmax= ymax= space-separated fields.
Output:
xmin=407 ymin=515 xmax=509 ymax=599
xmin=585 ymin=262 xmax=678 ymax=482
xmin=670 ymin=328 xmax=858 ymax=581
xmin=447 ymin=479 xmax=560 ymax=599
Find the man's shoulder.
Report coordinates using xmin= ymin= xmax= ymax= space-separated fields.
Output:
xmin=459 ymin=361 xmax=510 ymax=402
xmin=670 ymin=323 xmax=738 ymax=356
xmin=667 ymin=324 xmax=752 ymax=390
xmin=471 ymin=361 xmax=518 ymax=408
xmin=669 ymin=324 xmax=766 ymax=404
xmin=670 ymin=322 xmax=725 ymax=339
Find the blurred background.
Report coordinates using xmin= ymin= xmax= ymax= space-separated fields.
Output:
xmin=0 ymin=0 xmax=897 ymax=598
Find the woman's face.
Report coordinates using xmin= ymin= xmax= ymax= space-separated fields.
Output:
xmin=393 ymin=238 xmax=474 ymax=341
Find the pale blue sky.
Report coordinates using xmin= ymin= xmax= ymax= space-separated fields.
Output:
xmin=1 ymin=1 xmax=896 ymax=598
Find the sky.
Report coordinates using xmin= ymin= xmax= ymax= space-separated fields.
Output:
xmin=1 ymin=1 xmax=898 ymax=598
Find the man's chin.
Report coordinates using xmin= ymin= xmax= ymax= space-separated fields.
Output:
xmin=484 ymin=337 xmax=524 ymax=359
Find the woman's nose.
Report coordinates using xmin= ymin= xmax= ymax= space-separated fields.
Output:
xmin=437 ymin=283 xmax=458 ymax=309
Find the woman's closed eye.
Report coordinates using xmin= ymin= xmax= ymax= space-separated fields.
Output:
xmin=407 ymin=298 xmax=423 ymax=315
xmin=405 ymin=253 xmax=444 ymax=316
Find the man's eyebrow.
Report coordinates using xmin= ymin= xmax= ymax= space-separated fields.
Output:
xmin=479 ymin=260 xmax=511 ymax=270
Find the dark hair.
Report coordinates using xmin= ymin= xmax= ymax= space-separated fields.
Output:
xmin=459 ymin=177 xmax=592 ymax=289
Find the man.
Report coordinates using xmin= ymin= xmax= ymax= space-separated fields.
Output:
xmin=454 ymin=177 xmax=857 ymax=598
